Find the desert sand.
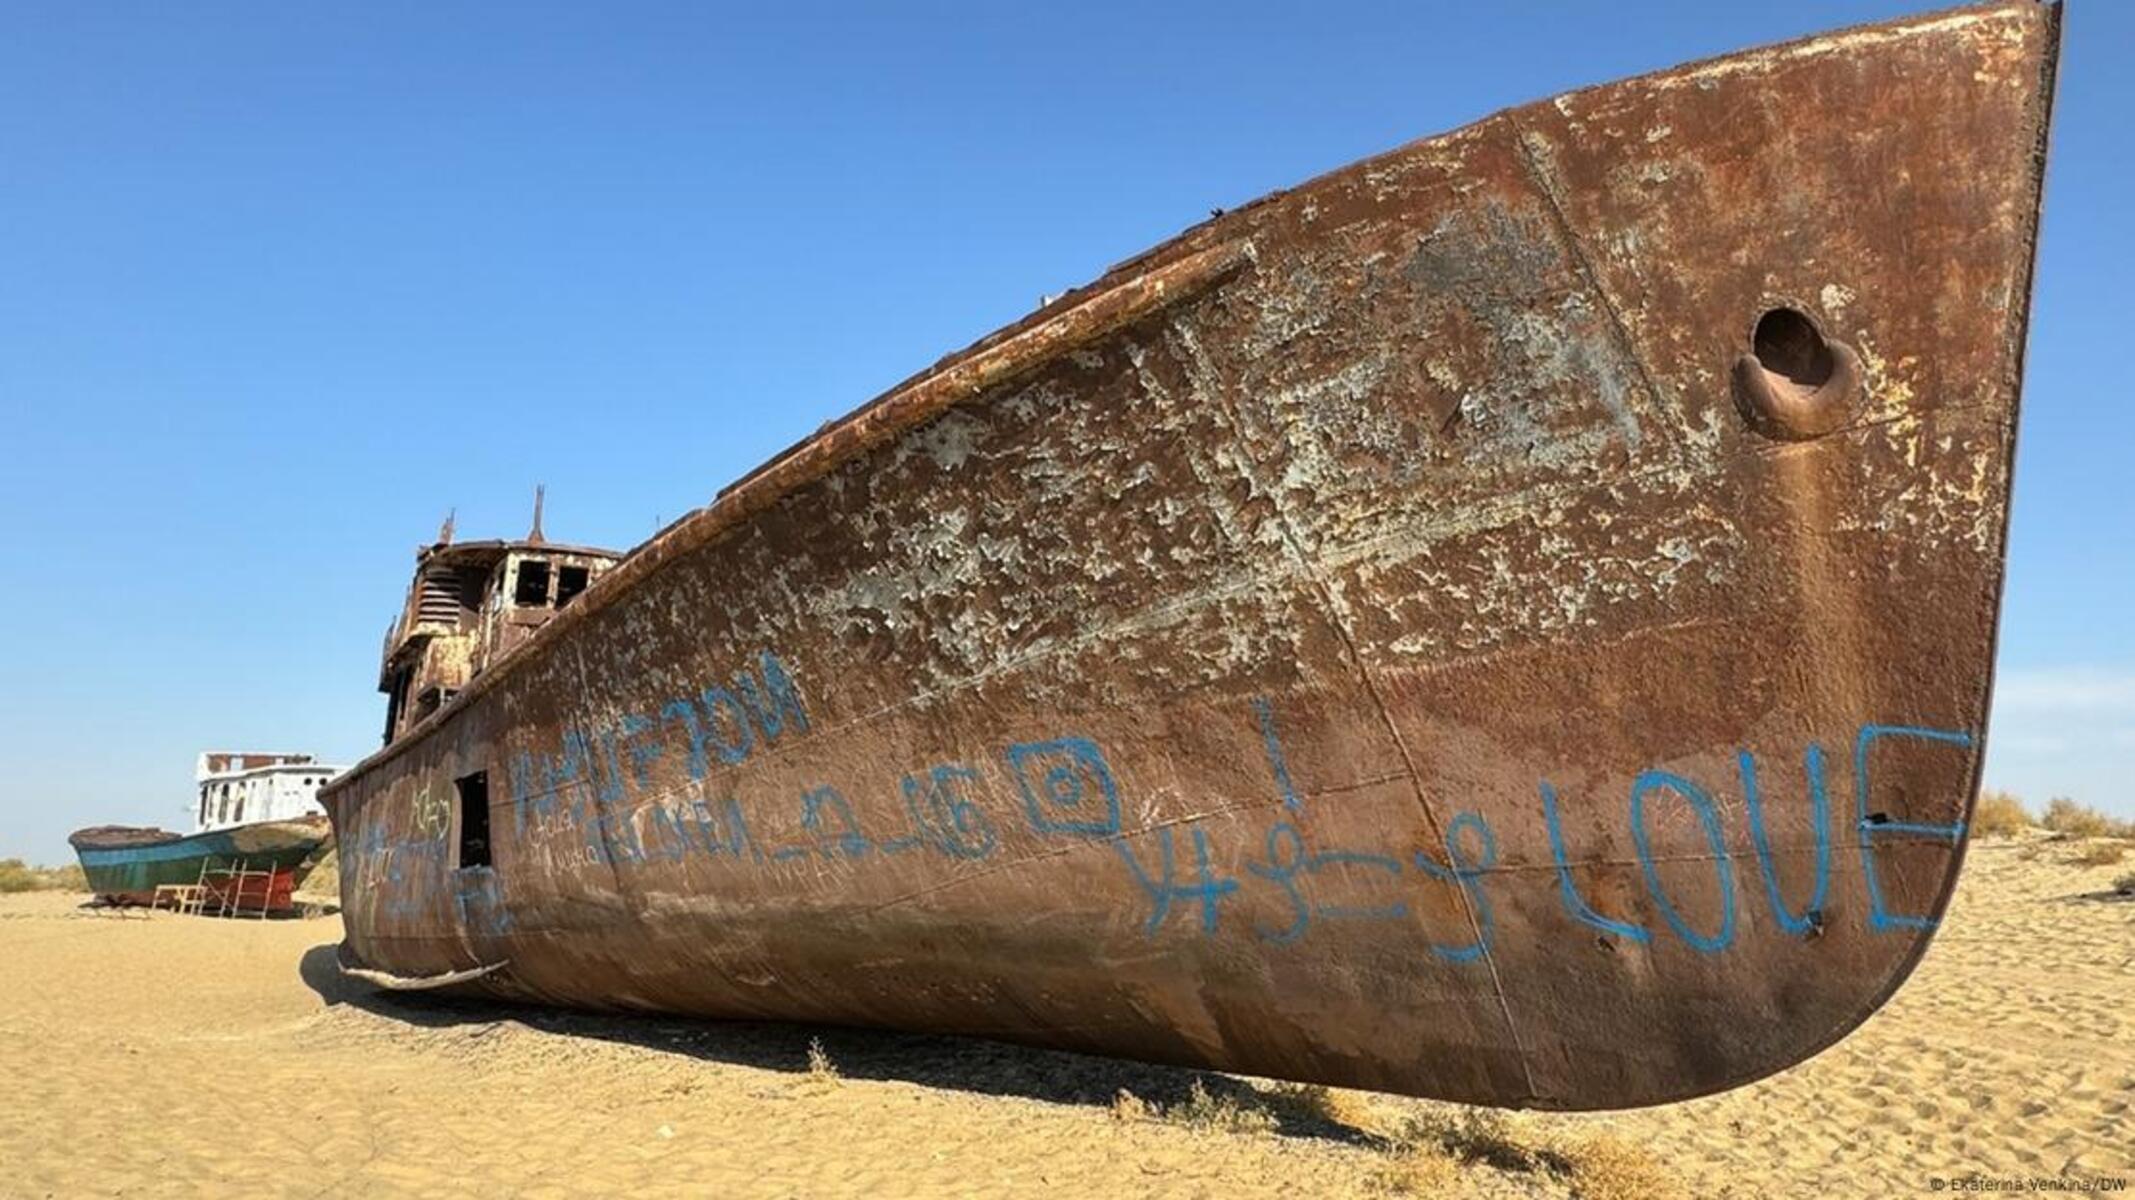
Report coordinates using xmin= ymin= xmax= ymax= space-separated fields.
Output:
xmin=2 ymin=837 xmax=2127 ymax=1199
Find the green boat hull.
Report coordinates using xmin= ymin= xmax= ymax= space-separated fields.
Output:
xmin=69 ymin=818 xmax=330 ymax=906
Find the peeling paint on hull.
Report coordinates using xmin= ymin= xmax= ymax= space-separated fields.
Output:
xmin=324 ymin=2 xmax=2059 ymax=1110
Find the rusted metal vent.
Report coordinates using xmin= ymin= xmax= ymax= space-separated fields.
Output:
xmin=1733 ymin=305 xmax=1863 ymax=441
xmin=1755 ymin=308 xmax=1834 ymax=388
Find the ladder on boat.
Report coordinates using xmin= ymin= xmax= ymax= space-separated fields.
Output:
xmin=195 ymin=856 xmax=278 ymax=919
xmin=149 ymin=882 xmax=206 ymax=915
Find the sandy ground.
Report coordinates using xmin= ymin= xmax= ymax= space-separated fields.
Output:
xmin=2 ymin=838 xmax=2128 ymax=1199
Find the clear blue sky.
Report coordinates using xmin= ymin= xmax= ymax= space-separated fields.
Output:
xmin=2 ymin=2 xmax=2127 ymax=863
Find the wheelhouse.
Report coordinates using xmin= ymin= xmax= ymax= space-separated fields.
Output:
xmin=378 ymin=534 xmax=623 ymax=744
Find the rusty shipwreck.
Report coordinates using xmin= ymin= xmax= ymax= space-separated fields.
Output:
xmin=324 ymin=3 xmax=2060 ymax=1109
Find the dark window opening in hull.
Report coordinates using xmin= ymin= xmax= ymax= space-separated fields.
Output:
xmin=514 ymin=559 xmax=551 ymax=607
xmin=456 ymin=771 xmax=491 ymax=869
xmin=555 ymin=564 xmax=590 ymax=608
xmin=384 ymin=667 xmax=413 ymax=744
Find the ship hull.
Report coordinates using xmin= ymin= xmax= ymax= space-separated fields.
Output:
xmin=70 ymin=818 xmax=330 ymax=910
xmin=325 ymin=4 xmax=2058 ymax=1109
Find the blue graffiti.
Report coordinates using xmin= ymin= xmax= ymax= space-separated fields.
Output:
xmin=1629 ymin=771 xmax=1736 ymax=954
xmin=619 ymin=713 xmax=665 ymax=788
xmin=702 ymin=796 xmax=765 ymax=863
xmin=900 ymin=765 xmax=998 ymax=859
xmin=1006 ymin=737 xmax=1121 ymax=838
xmin=801 ymin=785 xmax=874 ymax=858
xmin=1115 ymin=826 xmax=1239 ymax=935
xmin=1245 ymin=822 xmax=1406 ymax=944
xmin=735 ymin=652 xmax=810 ymax=741
xmin=660 ymin=698 xmax=708 ymax=780
xmin=700 ymin=685 xmax=756 ymax=765
xmin=410 ymin=681 xmax=1979 ymax=963
xmin=644 ymin=800 xmax=695 ymax=863
xmin=506 ymin=650 xmax=811 ymax=838
xmin=508 ymin=727 xmax=592 ymax=840
xmin=1252 ymin=697 xmax=1302 ymax=814
xmin=1740 ymin=745 xmax=1832 ymax=936
xmin=452 ymin=866 xmax=515 ymax=935
xmin=365 ymin=830 xmax=447 ymax=921
xmin=1412 ymin=811 xmax=1498 ymax=963
xmin=1854 ymin=724 xmax=1971 ymax=932
xmin=634 ymin=795 xmax=763 ymax=864
xmin=1540 ymin=780 xmax=1652 ymax=945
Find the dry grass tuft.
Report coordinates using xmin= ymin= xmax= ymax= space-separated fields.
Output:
xmin=1121 ymin=1077 xmax=1378 ymax=1140
xmin=1370 ymin=1106 xmax=1687 ymax=1197
xmin=802 ymin=1037 xmax=840 ymax=1088
xmin=1110 ymin=1088 xmax=1152 ymax=1123
xmin=1390 ymin=1106 xmax=1554 ymax=1173
xmin=1447 ymin=1109 xmax=1549 ymax=1172
xmin=1166 ymin=1077 xmax=1278 ymax=1136
xmin=1562 ymin=1134 xmax=1686 ymax=1200
xmin=1972 ymin=790 xmax=2031 ymax=838
xmin=2112 ymin=871 xmax=2135 ymax=897
xmin=0 ymin=860 xmax=86 ymax=894
xmin=2069 ymin=842 xmax=2128 ymax=868
xmin=1367 ymin=1143 xmax=1463 ymax=1194
xmin=2040 ymin=797 xmax=2134 ymax=840
xmin=1264 ymin=1081 xmax=1384 ymax=1136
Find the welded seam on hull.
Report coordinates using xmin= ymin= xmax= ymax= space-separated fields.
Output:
xmin=566 ymin=635 xmax=634 ymax=905
xmin=1164 ymin=318 xmax=1542 ymax=1103
xmin=517 ymin=750 xmax=1908 ymax=900
xmin=1415 ymin=839 xmax=1946 ymax=875
xmin=860 ymin=775 xmax=1412 ymax=917
xmin=1509 ymin=117 xmax=1686 ymax=462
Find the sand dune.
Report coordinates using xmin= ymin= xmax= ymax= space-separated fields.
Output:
xmin=2 ymin=836 xmax=2127 ymax=1198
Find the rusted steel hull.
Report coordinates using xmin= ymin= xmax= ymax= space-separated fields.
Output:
xmin=325 ymin=4 xmax=2058 ymax=1110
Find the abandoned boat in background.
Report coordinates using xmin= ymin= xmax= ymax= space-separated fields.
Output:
xmin=325 ymin=3 xmax=2060 ymax=1109
xmin=72 ymin=752 xmax=343 ymax=912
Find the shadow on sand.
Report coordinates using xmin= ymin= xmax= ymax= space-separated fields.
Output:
xmin=296 ymin=942 xmax=1379 ymax=1145
xmin=2053 ymin=888 xmax=2135 ymax=904
xmin=73 ymin=897 xmax=338 ymax=921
